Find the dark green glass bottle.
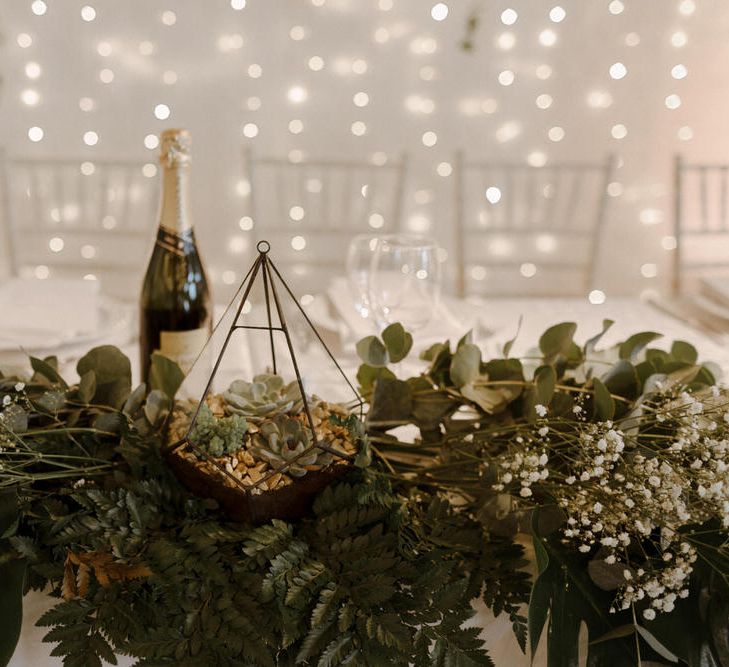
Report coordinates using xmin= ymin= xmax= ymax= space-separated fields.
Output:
xmin=139 ymin=129 xmax=211 ymax=384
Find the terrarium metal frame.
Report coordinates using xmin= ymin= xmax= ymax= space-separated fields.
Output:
xmin=166 ymin=239 xmax=364 ymax=500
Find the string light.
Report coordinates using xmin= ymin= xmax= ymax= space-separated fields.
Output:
xmin=28 ymin=126 xmax=44 ymax=142
xmin=25 ymin=62 xmax=41 ymax=79
xmin=20 ymin=89 xmax=40 ymax=106
xmin=671 ymin=64 xmax=687 ymax=79
xmin=497 ymin=32 xmax=516 ymax=50
xmin=49 ymin=237 xmax=65 ymax=252
xmin=139 ymin=41 xmax=155 ymax=55
xmin=419 ymin=66 xmax=436 ymax=81
xmin=536 ymin=93 xmax=553 ymax=109
xmin=162 ymin=70 xmax=178 ymax=85
xmin=539 ymin=29 xmax=557 ymax=46
xmin=625 ymin=32 xmax=640 ymax=46
xmin=527 ymin=151 xmax=547 ymax=167
xmin=291 ymin=235 xmax=306 ymax=250
xmin=80 ymin=161 xmax=95 ymax=175
xmin=239 ymin=216 xmax=254 ymax=231
xmin=589 ymin=290 xmax=606 ymax=305
xmin=368 ymin=213 xmax=384 ymax=228
xmin=308 ymin=56 xmax=324 ymax=71
xmin=378 ymin=0 xmax=393 ymax=10
xmin=430 ymin=3 xmax=448 ymax=21
xmin=677 ymin=126 xmax=693 ymax=141
xmin=609 ymin=62 xmax=627 ymax=79
xmin=83 ymin=130 xmax=99 ymax=146
xmin=81 ymin=244 xmax=97 ymax=259
xmin=17 ymin=33 xmax=33 ymax=48
xmin=246 ymin=96 xmax=261 ymax=110
xmin=536 ymin=64 xmax=552 ymax=79
xmin=501 ymin=9 xmax=518 ymax=25
xmin=421 ymin=131 xmax=437 ymax=147
xmin=437 ymin=162 xmax=452 ymax=177
xmin=231 ymin=0 xmax=246 ymax=9
xmin=242 ymin=123 xmax=259 ymax=138
xmin=352 ymin=59 xmax=368 ymax=74
xmin=97 ymin=41 xmax=112 ymax=56
xmin=671 ymin=31 xmax=687 ymax=47
xmin=374 ymin=28 xmax=389 ymax=44
xmin=288 ymin=119 xmax=303 ymax=134
xmin=31 ymin=1 xmax=47 ymax=16
xmin=154 ymin=103 xmax=170 ymax=120
xmin=611 ymin=123 xmax=628 ymax=139
xmin=485 ymin=187 xmax=502 ymax=204
xmin=99 ymin=68 xmax=114 ymax=83
xmin=661 ymin=236 xmax=678 ymax=250
xmin=80 ymin=5 xmax=96 ymax=22
xmin=549 ymin=6 xmax=566 ymax=22
xmin=608 ymin=1 xmax=624 ymax=15
xmin=161 ymin=10 xmax=177 ymax=26
xmin=287 ymin=85 xmax=307 ymax=103
xmin=498 ymin=70 xmax=515 ymax=86
xmin=640 ymin=263 xmax=658 ymax=278
xmin=678 ymin=0 xmax=695 ymax=16
xmin=351 ymin=121 xmax=367 ymax=136
xmin=79 ymin=97 xmax=95 ymax=112
xmin=548 ymin=126 xmax=565 ymax=141
xmin=248 ymin=64 xmax=262 ymax=78
xmin=665 ymin=94 xmax=681 ymax=109
xmin=520 ymin=262 xmax=537 ymax=278
xmin=289 ymin=25 xmax=306 ymax=40
xmin=144 ymin=134 xmax=159 ymax=149
xmin=353 ymin=91 xmax=369 ymax=107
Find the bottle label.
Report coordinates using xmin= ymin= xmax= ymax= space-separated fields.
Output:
xmin=155 ymin=227 xmax=195 ymax=256
xmin=157 ymin=328 xmax=209 ymax=374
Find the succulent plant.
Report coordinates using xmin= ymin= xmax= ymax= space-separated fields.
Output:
xmin=249 ymin=415 xmax=337 ymax=477
xmin=189 ymin=404 xmax=249 ymax=458
xmin=223 ymin=374 xmax=305 ymax=421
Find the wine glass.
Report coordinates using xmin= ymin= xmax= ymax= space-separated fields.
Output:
xmin=345 ymin=234 xmax=379 ymax=320
xmin=367 ymin=234 xmax=442 ymax=332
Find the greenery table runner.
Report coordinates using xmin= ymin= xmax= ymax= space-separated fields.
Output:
xmin=1 ymin=320 xmax=728 ymax=666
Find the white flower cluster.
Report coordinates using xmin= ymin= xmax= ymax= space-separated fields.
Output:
xmin=492 ymin=435 xmax=549 ymax=498
xmin=493 ymin=387 xmax=729 ymax=618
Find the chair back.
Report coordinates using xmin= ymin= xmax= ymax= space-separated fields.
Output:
xmin=0 ymin=152 xmax=157 ymax=296
xmin=243 ymin=148 xmax=408 ymax=294
xmin=672 ymin=156 xmax=729 ymax=294
xmin=453 ymin=153 xmax=615 ymax=297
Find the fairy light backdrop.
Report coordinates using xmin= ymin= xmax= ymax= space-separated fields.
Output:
xmin=0 ymin=0 xmax=723 ymax=301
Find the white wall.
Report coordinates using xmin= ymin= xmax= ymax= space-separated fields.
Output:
xmin=1 ymin=0 xmax=727 ymax=299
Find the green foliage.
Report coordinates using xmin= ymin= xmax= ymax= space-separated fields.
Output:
xmin=189 ymin=404 xmax=248 ymax=457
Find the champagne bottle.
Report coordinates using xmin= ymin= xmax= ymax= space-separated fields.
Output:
xmin=139 ymin=128 xmax=211 ymax=384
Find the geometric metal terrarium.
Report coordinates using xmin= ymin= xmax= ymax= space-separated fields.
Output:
xmin=163 ymin=240 xmax=364 ymax=524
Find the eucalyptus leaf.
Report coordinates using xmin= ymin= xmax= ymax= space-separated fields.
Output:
xmin=503 ymin=315 xmax=523 ymax=359
xmin=356 ymin=364 xmax=396 ymax=396
xmin=368 ymin=378 xmax=413 ymax=424
xmin=539 ymin=322 xmax=577 ymax=363
xmin=450 ymin=343 xmax=481 ymax=388
xmin=534 ymin=365 xmax=556 ymax=406
xmin=123 ymin=383 xmax=147 ymax=416
xmin=460 ymin=383 xmax=510 ymax=414
xmin=585 ymin=319 xmax=615 ymax=355
xmin=619 ymin=332 xmax=662 ymax=362
xmin=149 ymin=353 xmax=185 ymax=399
xmin=356 ymin=336 xmax=389 ymax=368
xmin=144 ymin=389 xmax=172 ymax=426
xmin=601 ymin=360 xmax=639 ymax=400
xmin=78 ymin=370 xmax=97 ymax=404
xmin=588 ymin=556 xmax=629 ymax=591
xmin=30 ymin=356 xmax=68 ymax=388
xmin=671 ymin=340 xmax=698 ymax=365
xmin=592 ymin=378 xmax=615 ymax=421
xmin=381 ymin=323 xmax=413 ymax=363
xmin=77 ymin=345 xmax=132 ymax=409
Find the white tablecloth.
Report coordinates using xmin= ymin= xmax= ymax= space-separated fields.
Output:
xmin=10 ymin=296 xmax=729 ymax=666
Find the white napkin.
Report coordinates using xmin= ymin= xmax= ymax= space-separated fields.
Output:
xmin=0 ymin=277 xmax=100 ymax=347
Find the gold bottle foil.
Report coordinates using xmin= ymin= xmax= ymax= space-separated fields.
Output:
xmin=159 ymin=128 xmax=192 ymax=168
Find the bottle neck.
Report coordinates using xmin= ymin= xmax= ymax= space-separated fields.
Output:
xmin=158 ymin=162 xmax=193 ymax=235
